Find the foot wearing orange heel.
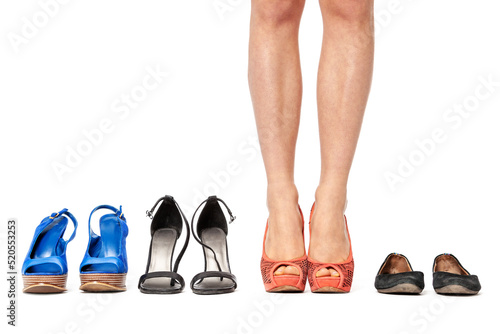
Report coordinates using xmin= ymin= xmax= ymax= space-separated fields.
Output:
xmin=307 ymin=185 xmax=354 ymax=293
xmin=260 ymin=184 xmax=308 ymax=292
xmin=261 ymin=226 xmax=307 ymax=292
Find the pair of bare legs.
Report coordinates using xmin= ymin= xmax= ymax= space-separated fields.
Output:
xmin=249 ymin=0 xmax=374 ymax=277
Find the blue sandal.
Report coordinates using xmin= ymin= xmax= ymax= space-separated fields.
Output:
xmin=79 ymin=205 xmax=128 ymax=292
xmin=22 ymin=208 xmax=78 ymax=293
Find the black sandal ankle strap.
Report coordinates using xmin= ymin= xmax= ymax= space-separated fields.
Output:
xmin=146 ymin=195 xmax=190 ymax=274
xmin=190 ymin=195 xmax=236 ymax=272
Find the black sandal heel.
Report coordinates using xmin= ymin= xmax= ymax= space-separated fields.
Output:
xmin=190 ymin=195 xmax=237 ymax=295
xmin=138 ymin=195 xmax=190 ymax=294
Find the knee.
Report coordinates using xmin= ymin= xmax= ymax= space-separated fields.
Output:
xmin=319 ymin=0 xmax=373 ymax=22
xmin=251 ymin=0 xmax=305 ymax=25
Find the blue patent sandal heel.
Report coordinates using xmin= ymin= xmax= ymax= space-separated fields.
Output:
xmin=22 ymin=208 xmax=78 ymax=293
xmin=79 ymin=205 xmax=128 ymax=292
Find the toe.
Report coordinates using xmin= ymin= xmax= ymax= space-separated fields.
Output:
xmin=283 ymin=265 xmax=300 ymax=276
xmin=274 ymin=265 xmax=300 ymax=276
xmin=316 ymin=268 xmax=331 ymax=277
xmin=274 ymin=265 xmax=286 ymax=276
xmin=328 ymin=268 xmax=340 ymax=277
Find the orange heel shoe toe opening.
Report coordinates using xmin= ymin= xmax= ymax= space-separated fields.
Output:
xmin=261 ymin=256 xmax=308 ymax=292
xmin=260 ymin=207 xmax=308 ymax=293
xmin=307 ymin=203 xmax=354 ymax=293
xmin=307 ymin=261 xmax=354 ymax=293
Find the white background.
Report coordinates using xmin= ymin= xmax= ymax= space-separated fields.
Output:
xmin=1 ymin=0 xmax=499 ymax=333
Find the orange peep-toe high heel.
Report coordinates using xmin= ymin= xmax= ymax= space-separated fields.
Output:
xmin=307 ymin=203 xmax=354 ymax=293
xmin=260 ymin=207 xmax=308 ymax=292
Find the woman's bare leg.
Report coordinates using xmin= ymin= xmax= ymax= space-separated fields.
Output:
xmin=309 ymin=0 xmax=374 ymax=277
xmin=249 ymin=0 xmax=306 ymax=275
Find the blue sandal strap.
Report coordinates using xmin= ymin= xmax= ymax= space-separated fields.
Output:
xmin=53 ymin=208 xmax=78 ymax=243
xmin=80 ymin=205 xmax=127 ymax=274
xmin=22 ymin=208 xmax=78 ymax=276
xmin=47 ymin=208 xmax=78 ymax=243
xmin=88 ymin=205 xmax=125 ymax=236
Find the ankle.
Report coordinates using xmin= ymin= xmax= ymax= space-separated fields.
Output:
xmin=314 ymin=183 xmax=347 ymax=213
xmin=267 ymin=182 xmax=299 ymax=211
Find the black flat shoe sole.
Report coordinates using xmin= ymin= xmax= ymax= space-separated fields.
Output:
xmin=377 ymin=283 xmax=423 ymax=294
xmin=434 ymin=285 xmax=479 ymax=295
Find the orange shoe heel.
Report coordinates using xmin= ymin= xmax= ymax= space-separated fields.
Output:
xmin=260 ymin=208 xmax=308 ymax=292
xmin=307 ymin=203 xmax=354 ymax=293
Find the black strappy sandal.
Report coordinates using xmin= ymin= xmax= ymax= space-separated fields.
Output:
xmin=138 ymin=195 xmax=190 ymax=294
xmin=190 ymin=195 xmax=237 ymax=295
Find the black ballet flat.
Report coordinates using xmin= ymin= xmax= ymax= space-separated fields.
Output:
xmin=375 ymin=253 xmax=424 ymax=294
xmin=432 ymin=253 xmax=481 ymax=295
xmin=190 ymin=196 xmax=237 ymax=295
